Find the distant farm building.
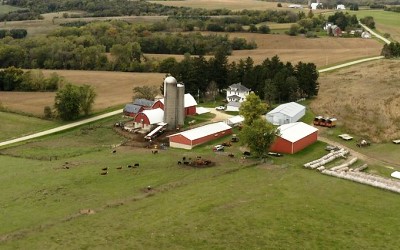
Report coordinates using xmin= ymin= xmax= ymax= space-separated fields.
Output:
xmin=337 ymin=4 xmax=345 ymax=10
xmin=123 ymin=98 xmax=154 ymax=117
xmin=310 ymin=2 xmax=323 ymax=10
xmin=270 ymin=122 xmax=318 ymax=154
xmin=152 ymin=93 xmax=197 ymax=116
xmin=168 ymin=122 xmax=232 ymax=149
xmin=123 ymin=104 xmax=144 ymax=117
xmin=289 ymin=4 xmax=302 ymax=8
xmin=361 ymin=31 xmax=371 ymax=39
xmin=133 ymin=108 xmax=164 ymax=131
xmin=266 ymin=102 xmax=305 ymax=125
xmin=226 ymin=115 xmax=244 ymax=126
xmin=226 ymin=101 xmax=241 ymax=112
xmin=226 ymin=83 xmax=250 ymax=103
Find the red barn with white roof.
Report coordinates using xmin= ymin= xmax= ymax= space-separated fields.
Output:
xmin=169 ymin=122 xmax=232 ymax=149
xmin=152 ymin=93 xmax=197 ymax=116
xmin=270 ymin=122 xmax=318 ymax=154
xmin=134 ymin=108 xmax=164 ymax=130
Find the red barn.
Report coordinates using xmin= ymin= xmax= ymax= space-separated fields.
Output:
xmin=152 ymin=93 xmax=197 ymax=116
xmin=133 ymin=108 xmax=164 ymax=130
xmin=270 ymin=122 xmax=318 ymax=154
xmin=169 ymin=122 xmax=232 ymax=149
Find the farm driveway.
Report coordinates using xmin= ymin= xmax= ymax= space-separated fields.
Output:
xmin=0 ymin=109 xmax=123 ymax=148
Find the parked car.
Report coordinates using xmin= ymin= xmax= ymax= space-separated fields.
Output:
xmin=215 ymin=106 xmax=225 ymax=111
xmin=268 ymin=152 xmax=283 ymax=157
xmin=213 ymin=145 xmax=224 ymax=152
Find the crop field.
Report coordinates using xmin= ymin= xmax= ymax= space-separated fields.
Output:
xmin=353 ymin=10 xmax=400 ymax=42
xmin=148 ymin=33 xmax=382 ymax=67
xmin=0 ymin=71 xmax=165 ymax=116
xmin=149 ymin=0 xmax=297 ymax=11
xmin=311 ymin=59 xmax=400 ymax=144
xmin=1 ymin=116 xmax=399 ymax=249
xmin=0 ymin=112 xmax=60 ymax=142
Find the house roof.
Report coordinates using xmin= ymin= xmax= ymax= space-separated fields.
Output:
xmin=157 ymin=93 xmax=198 ymax=108
xmin=133 ymin=98 xmax=154 ymax=107
xmin=140 ymin=108 xmax=164 ymax=124
xmin=124 ymin=104 xmax=142 ymax=113
xmin=267 ymin=102 xmax=305 ymax=118
xmin=228 ymin=83 xmax=250 ymax=92
xmin=227 ymin=115 xmax=244 ymax=124
xmin=227 ymin=101 xmax=241 ymax=108
xmin=169 ymin=122 xmax=232 ymax=141
xmin=277 ymin=122 xmax=318 ymax=143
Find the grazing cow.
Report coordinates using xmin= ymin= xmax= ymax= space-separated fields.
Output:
xmin=228 ymin=153 xmax=234 ymax=158
xmin=116 ymin=166 xmax=122 ymax=170
xmin=134 ymin=163 xmax=139 ymax=167
xmin=152 ymin=150 xmax=158 ymax=154
xmin=178 ymin=161 xmax=182 ymax=165
xmin=100 ymin=171 xmax=108 ymax=175
xmin=183 ymin=161 xmax=190 ymax=165
xmin=197 ymin=156 xmax=201 ymax=159
xmin=182 ymin=156 xmax=186 ymax=161
xmin=243 ymin=151 xmax=251 ymax=156
xmin=112 ymin=149 xmax=116 ymax=154
xmin=102 ymin=167 xmax=108 ymax=171
xmin=64 ymin=166 xmax=70 ymax=169
xmin=147 ymin=186 xmax=152 ymax=191
xmin=127 ymin=165 xmax=132 ymax=168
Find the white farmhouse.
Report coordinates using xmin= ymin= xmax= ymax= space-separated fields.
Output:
xmin=266 ymin=102 xmax=306 ymax=125
xmin=226 ymin=83 xmax=250 ymax=103
xmin=337 ymin=4 xmax=346 ymax=10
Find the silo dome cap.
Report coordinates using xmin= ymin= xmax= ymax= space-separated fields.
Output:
xmin=164 ymin=76 xmax=177 ymax=85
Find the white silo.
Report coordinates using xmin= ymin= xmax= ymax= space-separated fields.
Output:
xmin=164 ymin=76 xmax=178 ymax=130
xmin=177 ymin=83 xmax=185 ymax=127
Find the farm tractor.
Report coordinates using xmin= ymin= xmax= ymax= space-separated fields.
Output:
xmin=313 ymin=116 xmax=337 ymax=128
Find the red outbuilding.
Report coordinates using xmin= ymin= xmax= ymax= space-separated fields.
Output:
xmin=169 ymin=122 xmax=232 ymax=149
xmin=270 ymin=122 xmax=318 ymax=154
xmin=152 ymin=93 xmax=197 ymax=116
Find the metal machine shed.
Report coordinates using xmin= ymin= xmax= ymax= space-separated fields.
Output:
xmin=266 ymin=102 xmax=305 ymax=125
xmin=270 ymin=122 xmax=318 ymax=154
xmin=169 ymin=122 xmax=232 ymax=149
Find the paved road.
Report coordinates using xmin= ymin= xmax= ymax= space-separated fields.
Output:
xmin=0 ymin=109 xmax=123 ymax=148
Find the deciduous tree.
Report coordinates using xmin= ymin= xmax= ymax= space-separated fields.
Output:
xmin=240 ymin=118 xmax=276 ymax=158
xmin=239 ymin=92 xmax=268 ymax=126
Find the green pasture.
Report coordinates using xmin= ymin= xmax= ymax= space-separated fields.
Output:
xmin=0 ymin=5 xmax=22 ymax=15
xmin=353 ymin=10 xmax=400 ymax=27
xmin=1 ymin=114 xmax=400 ymax=249
xmin=0 ymin=111 xmax=61 ymax=142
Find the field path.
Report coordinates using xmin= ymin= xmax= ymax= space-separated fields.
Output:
xmin=318 ymin=56 xmax=384 ymax=73
xmin=0 ymin=109 xmax=122 ymax=148
xmin=318 ymin=136 xmax=400 ymax=169
xmin=359 ymin=22 xmax=392 ymax=44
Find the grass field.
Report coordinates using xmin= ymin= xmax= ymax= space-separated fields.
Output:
xmin=0 ymin=112 xmax=61 ymax=142
xmin=0 ymin=71 xmax=165 ymax=116
xmin=0 ymin=4 xmax=23 ymax=15
xmin=352 ymin=10 xmax=400 ymax=42
xmin=1 ymin=115 xmax=400 ymax=249
xmin=311 ymin=59 xmax=400 ymax=144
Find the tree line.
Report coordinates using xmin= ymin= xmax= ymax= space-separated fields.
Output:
xmin=164 ymin=54 xmax=319 ymax=104
xmin=0 ymin=67 xmax=62 ymax=91
xmin=381 ymin=42 xmax=400 ymax=58
xmin=0 ymin=29 xmax=27 ymax=39
xmin=0 ymin=20 xmax=256 ymax=71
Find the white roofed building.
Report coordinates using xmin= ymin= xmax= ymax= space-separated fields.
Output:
xmin=134 ymin=108 xmax=164 ymax=131
xmin=226 ymin=83 xmax=250 ymax=103
xmin=226 ymin=101 xmax=241 ymax=112
xmin=168 ymin=122 xmax=232 ymax=149
xmin=266 ymin=102 xmax=305 ymax=125
xmin=270 ymin=122 xmax=318 ymax=154
xmin=152 ymin=93 xmax=198 ymax=116
xmin=226 ymin=115 xmax=244 ymax=126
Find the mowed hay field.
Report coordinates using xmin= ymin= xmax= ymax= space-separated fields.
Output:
xmin=149 ymin=0 xmax=294 ymax=11
xmin=1 ymin=116 xmax=400 ymax=249
xmin=311 ymin=59 xmax=400 ymax=143
xmin=0 ymin=71 xmax=165 ymax=116
xmin=147 ymin=33 xmax=383 ymax=67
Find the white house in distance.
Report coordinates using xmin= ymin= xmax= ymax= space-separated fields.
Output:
xmin=226 ymin=83 xmax=250 ymax=103
xmin=337 ymin=4 xmax=346 ymax=10
xmin=266 ymin=102 xmax=306 ymax=125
